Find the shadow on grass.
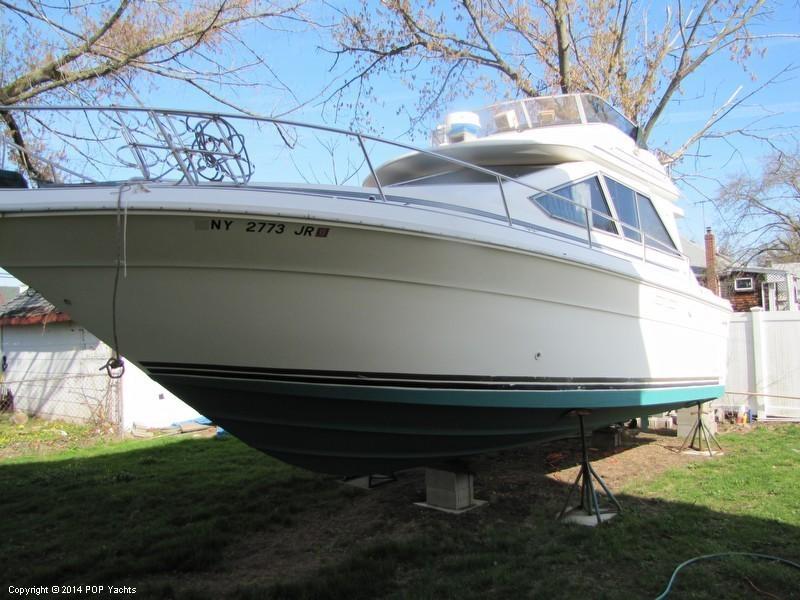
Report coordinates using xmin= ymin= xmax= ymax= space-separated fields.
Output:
xmin=258 ymin=498 xmax=800 ymax=600
xmin=1 ymin=429 xmax=798 ymax=600
xmin=0 ymin=437 xmax=351 ymax=585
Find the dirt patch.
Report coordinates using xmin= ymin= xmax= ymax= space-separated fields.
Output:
xmin=544 ymin=429 xmax=709 ymax=489
xmin=139 ymin=426 xmax=739 ymax=595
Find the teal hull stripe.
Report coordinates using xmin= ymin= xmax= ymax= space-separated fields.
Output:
xmin=219 ymin=379 xmax=726 ymax=409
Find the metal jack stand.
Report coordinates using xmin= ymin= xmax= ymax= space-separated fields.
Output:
xmin=557 ymin=410 xmax=622 ymax=526
xmin=678 ymin=402 xmax=723 ymax=457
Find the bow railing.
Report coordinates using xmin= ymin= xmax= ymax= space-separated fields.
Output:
xmin=0 ymin=105 xmax=682 ymax=263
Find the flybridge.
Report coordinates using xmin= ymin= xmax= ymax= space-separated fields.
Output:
xmin=0 ymin=96 xmax=639 ymax=190
xmin=432 ymin=94 xmax=640 ymax=147
xmin=0 ymin=104 xmax=555 ymax=194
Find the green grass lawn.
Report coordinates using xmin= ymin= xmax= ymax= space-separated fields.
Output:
xmin=1 ymin=420 xmax=798 ymax=599
xmin=0 ymin=418 xmax=115 ymax=460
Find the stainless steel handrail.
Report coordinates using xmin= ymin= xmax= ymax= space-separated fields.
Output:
xmin=0 ymin=104 xmax=683 ymax=263
xmin=0 ymin=104 xmax=586 ymax=206
xmin=0 ymin=135 xmax=97 ymax=184
xmin=356 ymin=134 xmax=386 ymax=203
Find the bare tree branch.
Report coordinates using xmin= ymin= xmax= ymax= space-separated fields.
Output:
xmin=716 ymin=140 xmax=800 ymax=263
xmin=0 ymin=0 xmax=316 ymax=179
xmin=326 ymin=0 xmax=794 ymax=165
xmin=640 ymin=0 xmax=767 ymax=142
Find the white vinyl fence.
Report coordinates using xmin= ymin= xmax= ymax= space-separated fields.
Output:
xmin=720 ymin=308 xmax=800 ymax=420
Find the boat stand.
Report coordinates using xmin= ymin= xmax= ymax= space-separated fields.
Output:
xmin=678 ymin=402 xmax=723 ymax=457
xmin=414 ymin=464 xmax=487 ymax=513
xmin=557 ymin=410 xmax=621 ymax=526
xmin=341 ymin=473 xmax=396 ymax=489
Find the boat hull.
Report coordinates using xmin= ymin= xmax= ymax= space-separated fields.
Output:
xmin=143 ymin=362 xmax=722 ymax=474
xmin=0 ymin=201 xmax=730 ymax=473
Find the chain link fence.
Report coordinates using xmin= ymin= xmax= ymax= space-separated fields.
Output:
xmin=0 ymin=321 xmax=123 ymax=431
xmin=0 ymin=371 xmax=121 ymax=429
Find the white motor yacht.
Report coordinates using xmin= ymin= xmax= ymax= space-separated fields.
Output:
xmin=0 ymin=94 xmax=731 ymax=474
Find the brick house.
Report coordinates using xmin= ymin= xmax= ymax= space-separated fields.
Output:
xmin=719 ymin=266 xmax=799 ymax=312
xmin=682 ymin=227 xmax=728 ymax=294
xmin=687 ymin=227 xmax=799 ymax=312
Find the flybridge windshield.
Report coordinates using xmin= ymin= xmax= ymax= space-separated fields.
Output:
xmin=431 ymin=94 xmax=638 ymax=147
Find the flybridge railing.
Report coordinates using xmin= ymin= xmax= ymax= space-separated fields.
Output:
xmin=0 ymin=105 xmax=680 ymax=263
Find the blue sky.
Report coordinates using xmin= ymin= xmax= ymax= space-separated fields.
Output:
xmin=225 ymin=0 xmax=800 ymax=246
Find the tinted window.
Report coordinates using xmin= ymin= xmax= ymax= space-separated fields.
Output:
xmin=392 ymin=164 xmax=545 ymax=186
xmin=395 ymin=168 xmax=495 ymax=186
xmin=581 ymin=95 xmax=638 ymax=140
xmin=638 ymin=194 xmax=677 ymax=252
xmin=525 ymin=96 xmax=582 ymax=127
xmin=534 ymin=177 xmax=617 ymax=233
xmin=534 ymin=184 xmax=586 ymax=226
xmin=604 ymin=177 xmax=641 ymax=242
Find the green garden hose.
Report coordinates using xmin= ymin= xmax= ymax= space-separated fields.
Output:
xmin=654 ymin=552 xmax=800 ymax=599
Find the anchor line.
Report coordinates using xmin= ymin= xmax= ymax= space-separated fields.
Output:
xmin=101 ymin=183 xmax=130 ymax=379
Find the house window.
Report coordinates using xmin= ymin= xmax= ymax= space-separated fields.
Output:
xmin=604 ymin=177 xmax=641 ymax=242
xmin=734 ymin=277 xmax=754 ymax=292
xmin=533 ymin=176 xmax=617 ymax=234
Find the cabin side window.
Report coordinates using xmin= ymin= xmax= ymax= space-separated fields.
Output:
xmin=603 ymin=177 xmax=678 ymax=253
xmin=533 ymin=177 xmax=617 ymax=234
xmin=603 ymin=177 xmax=641 ymax=242
xmin=637 ymin=194 xmax=678 ymax=253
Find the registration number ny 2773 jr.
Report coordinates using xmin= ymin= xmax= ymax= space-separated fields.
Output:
xmin=199 ymin=218 xmax=330 ymax=238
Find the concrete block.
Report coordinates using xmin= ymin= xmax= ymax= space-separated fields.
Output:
xmin=591 ymin=427 xmax=622 ymax=450
xmin=636 ymin=414 xmax=674 ymax=430
xmin=646 ymin=416 xmax=675 ymax=430
xmin=424 ymin=467 xmax=476 ymax=511
xmin=559 ymin=507 xmax=619 ymax=527
xmin=677 ymin=405 xmax=717 ymax=439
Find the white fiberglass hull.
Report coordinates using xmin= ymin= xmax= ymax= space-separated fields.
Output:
xmin=0 ymin=187 xmax=729 ymax=473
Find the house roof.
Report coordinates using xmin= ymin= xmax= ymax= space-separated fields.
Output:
xmin=0 ymin=289 xmax=72 ymax=326
xmin=679 ymin=235 xmax=730 ymax=271
xmin=768 ymin=262 xmax=800 ymax=278
xmin=722 ymin=266 xmax=795 ymax=276
xmin=681 ymin=237 xmax=706 ymax=270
